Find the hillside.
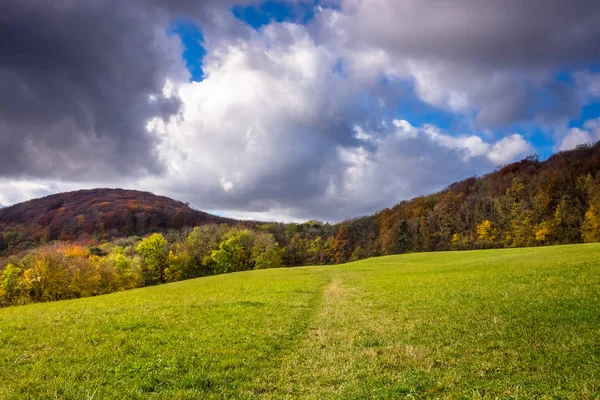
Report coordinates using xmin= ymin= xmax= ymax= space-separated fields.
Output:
xmin=332 ymin=142 xmax=600 ymax=261
xmin=0 ymin=189 xmax=234 ymax=252
xmin=1 ymin=142 xmax=600 ymax=262
xmin=1 ymin=244 xmax=598 ymax=398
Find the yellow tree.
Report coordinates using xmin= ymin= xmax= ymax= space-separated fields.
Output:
xmin=477 ymin=220 xmax=495 ymax=243
xmin=23 ymin=250 xmax=70 ymax=302
xmin=582 ymin=174 xmax=600 ymax=243
xmin=0 ymin=264 xmax=24 ymax=305
xmin=582 ymin=205 xmax=600 ymax=243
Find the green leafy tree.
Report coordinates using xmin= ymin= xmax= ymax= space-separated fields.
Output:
xmin=185 ymin=225 xmax=228 ymax=275
xmin=553 ymin=196 xmax=583 ymax=244
xmin=136 ymin=233 xmax=168 ymax=285
xmin=109 ymin=246 xmax=141 ymax=289
xmin=0 ymin=264 xmax=24 ymax=305
xmin=386 ymin=220 xmax=414 ymax=254
xmin=164 ymin=247 xmax=196 ymax=282
xmin=211 ymin=230 xmax=254 ymax=273
xmin=285 ymin=233 xmax=310 ymax=266
xmin=252 ymin=233 xmax=283 ymax=270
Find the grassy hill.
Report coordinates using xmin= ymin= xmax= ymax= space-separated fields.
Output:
xmin=1 ymin=244 xmax=599 ymax=399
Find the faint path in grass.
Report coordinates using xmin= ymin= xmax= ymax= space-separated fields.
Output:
xmin=266 ymin=271 xmax=378 ymax=399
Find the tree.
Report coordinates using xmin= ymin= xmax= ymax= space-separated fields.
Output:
xmin=164 ymin=246 xmax=197 ymax=282
xmin=305 ymin=236 xmax=330 ymax=265
xmin=136 ymin=233 xmax=168 ymax=285
xmin=252 ymin=233 xmax=283 ymax=269
xmin=553 ymin=196 xmax=583 ymax=244
xmin=285 ymin=233 xmax=310 ymax=266
xmin=534 ymin=221 xmax=552 ymax=244
xmin=582 ymin=174 xmax=600 ymax=243
xmin=21 ymin=250 xmax=70 ymax=302
xmin=109 ymin=246 xmax=141 ymax=289
xmin=582 ymin=206 xmax=600 ymax=243
xmin=476 ymin=219 xmax=496 ymax=246
xmin=333 ymin=224 xmax=352 ymax=264
xmin=385 ymin=220 xmax=413 ymax=254
xmin=67 ymin=255 xmax=100 ymax=298
xmin=0 ymin=264 xmax=24 ymax=305
xmin=185 ymin=225 xmax=228 ymax=275
xmin=211 ymin=230 xmax=254 ymax=273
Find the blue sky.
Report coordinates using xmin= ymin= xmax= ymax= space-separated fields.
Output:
xmin=169 ymin=22 xmax=206 ymax=82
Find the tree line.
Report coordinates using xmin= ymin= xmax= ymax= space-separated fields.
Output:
xmin=0 ymin=222 xmax=339 ymax=307
xmin=1 ymin=142 xmax=600 ymax=307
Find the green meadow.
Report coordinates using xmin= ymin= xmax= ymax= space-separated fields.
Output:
xmin=1 ymin=244 xmax=599 ymax=399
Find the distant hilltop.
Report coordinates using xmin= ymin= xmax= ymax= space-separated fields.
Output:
xmin=0 ymin=188 xmax=236 ymax=252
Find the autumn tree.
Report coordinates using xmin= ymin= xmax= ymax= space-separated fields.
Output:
xmin=476 ymin=219 xmax=497 ymax=247
xmin=0 ymin=264 xmax=24 ymax=305
xmin=21 ymin=249 xmax=70 ymax=302
xmin=67 ymin=253 xmax=100 ymax=298
xmin=582 ymin=174 xmax=600 ymax=242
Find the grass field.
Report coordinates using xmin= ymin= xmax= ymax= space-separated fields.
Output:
xmin=1 ymin=244 xmax=599 ymax=399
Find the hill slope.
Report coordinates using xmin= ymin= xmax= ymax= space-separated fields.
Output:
xmin=0 ymin=189 xmax=234 ymax=251
xmin=333 ymin=142 xmax=600 ymax=262
xmin=1 ymin=244 xmax=599 ymax=398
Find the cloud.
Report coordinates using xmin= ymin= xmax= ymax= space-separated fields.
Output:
xmin=0 ymin=180 xmax=54 ymax=208
xmin=331 ymin=0 xmax=600 ymax=67
xmin=145 ymin=21 xmax=364 ymax=219
xmin=314 ymin=0 xmax=599 ymax=128
xmin=574 ymin=70 xmax=600 ymax=100
xmin=147 ymin=33 xmax=534 ymax=221
xmin=0 ymin=1 xmax=191 ymax=180
xmin=311 ymin=121 xmax=533 ymax=219
xmin=0 ymin=0 xmax=598 ymax=222
xmin=488 ymin=135 xmax=535 ymax=165
xmin=556 ymin=118 xmax=600 ymax=151
xmin=390 ymin=121 xmax=532 ymax=166
xmin=0 ymin=0 xmax=293 ymax=181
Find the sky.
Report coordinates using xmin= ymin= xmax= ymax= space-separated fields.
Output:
xmin=1 ymin=0 xmax=600 ymax=222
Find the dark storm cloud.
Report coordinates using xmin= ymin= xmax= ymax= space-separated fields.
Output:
xmin=0 ymin=0 xmax=269 ymax=181
xmin=0 ymin=0 xmax=312 ymax=180
xmin=0 ymin=0 xmax=186 ymax=179
xmin=345 ymin=0 xmax=600 ymax=69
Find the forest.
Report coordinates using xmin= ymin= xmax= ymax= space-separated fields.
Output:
xmin=1 ymin=141 xmax=600 ymax=307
